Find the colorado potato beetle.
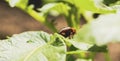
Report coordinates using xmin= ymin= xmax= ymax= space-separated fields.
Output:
xmin=59 ymin=27 xmax=76 ymax=38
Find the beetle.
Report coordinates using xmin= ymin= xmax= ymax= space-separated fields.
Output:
xmin=59 ymin=27 xmax=76 ymax=38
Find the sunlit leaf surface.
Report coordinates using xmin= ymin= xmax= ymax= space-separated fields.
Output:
xmin=24 ymin=33 xmax=66 ymax=61
xmin=62 ymin=0 xmax=116 ymax=13
xmin=0 ymin=31 xmax=66 ymax=61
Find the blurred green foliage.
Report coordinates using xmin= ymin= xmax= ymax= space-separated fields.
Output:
xmin=4 ymin=0 xmax=120 ymax=61
xmin=6 ymin=0 xmax=117 ymax=32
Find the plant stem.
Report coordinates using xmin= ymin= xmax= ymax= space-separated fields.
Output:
xmin=66 ymin=50 xmax=88 ymax=58
xmin=104 ymin=52 xmax=112 ymax=61
xmin=66 ymin=50 xmax=87 ymax=54
xmin=65 ymin=5 xmax=80 ymax=29
xmin=44 ymin=21 xmax=58 ymax=32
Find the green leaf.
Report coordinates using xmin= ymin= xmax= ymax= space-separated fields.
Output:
xmin=0 ymin=31 xmax=51 ymax=61
xmin=73 ymin=24 xmax=95 ymax=44
xmin=106 ymin=1 xmax=120 ymax=12
xmin=24 ymin=33 xmax=66 ymax=61
xmin=24 ymin=45 xmax=66 ymax=61
xmin=103 ymin=0 xmax=119 ymax=6
xmin=39 ymin=3 xmax=70 ymax=16
xmin=26 ymin=5 xmax=45 ymax=23
xmin=6 ymin=0 xmax=19 ymax=7
xmin=69 ymin=40 xmax=93 ymax=51
xmin=6 ymin=0 xmax=58 ymax=32
xmin=0 ymin=31 xmax=66 ymax=61
xmin=6 ymin=0 xmax=28 ymax=9
xmin=91 ymin=13 xmax=120 ymax=46
xmin=88 ymin=45 xmax=107 ymax=52
xmin=72 ymin=13 xmax=120 ymax=46
xmin=75 ymin=59 xmax=92 ymax=61
xmin=62 ymin=0 xmax=116 ymax=13
xmin=68 ymin=24 xmax=94 ymax=50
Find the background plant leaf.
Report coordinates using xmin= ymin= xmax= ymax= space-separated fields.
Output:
xmin=39 ymin=3 xmax=70 ymax=16
xmin=6 ymin=0 xmax=28 ymax=9
xmin=61 ymin=0 xmax=116 ymax=13
xmin=72 ymin=13 xmax=120 ymax=47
